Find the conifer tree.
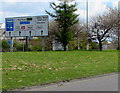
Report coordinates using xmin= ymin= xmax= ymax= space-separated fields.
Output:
xmin=46 ymin=0 xmax=79 ymax=51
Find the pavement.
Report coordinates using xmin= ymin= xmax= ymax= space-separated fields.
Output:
xmin=15 ymin=73 xmax=118 ymax=91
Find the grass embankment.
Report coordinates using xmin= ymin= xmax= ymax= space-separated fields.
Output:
xmin=2 ymin=50 xmax=118 ymax=91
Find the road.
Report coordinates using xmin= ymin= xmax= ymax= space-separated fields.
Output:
xmin=17 ymin=73 xmax=118 ymax=91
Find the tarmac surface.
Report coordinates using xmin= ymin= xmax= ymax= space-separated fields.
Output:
xmin=15 ymin=73 xmax=118 ymax=91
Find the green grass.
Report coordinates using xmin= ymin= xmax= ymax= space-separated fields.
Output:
xmin=2 ymin=50 xmax=118 ymax=91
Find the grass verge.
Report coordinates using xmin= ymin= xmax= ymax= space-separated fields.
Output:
xmin=2 ymin=50 xmax=118 ymax=91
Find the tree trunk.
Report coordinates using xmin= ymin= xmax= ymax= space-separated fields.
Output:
xmin=63 ymin=44 xmax=67 ymax=51
xmin=99 ymin=41 xmax=102 ymax=51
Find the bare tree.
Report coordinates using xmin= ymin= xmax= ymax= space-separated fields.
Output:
xmin=90 ymin=7 xmax=118 ymax=51
xmin=46 ymin=20 xmax=60 ymax=50
xmin=71 ymin=23 xmax=84 ymax=49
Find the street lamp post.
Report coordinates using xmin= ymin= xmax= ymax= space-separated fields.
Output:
xmin=86 ymin=0 xmax=89 ymax=50
xmin=118 ymin=1 xmax=120 ymax=50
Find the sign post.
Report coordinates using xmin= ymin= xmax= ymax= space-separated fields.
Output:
xmin=25 ymin=36 xmax=28 ymax=51
xmin=10 ymin=37 xmax=13 ymax=52
xmin=42 ymin=36 xmax=45 ymax=51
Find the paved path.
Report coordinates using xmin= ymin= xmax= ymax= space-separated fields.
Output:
xmin=18 ymin=73 xmax=118 ymax=91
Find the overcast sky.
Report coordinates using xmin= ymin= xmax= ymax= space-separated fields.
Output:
xmin=0 ymin=0 xmax=119 ymax=27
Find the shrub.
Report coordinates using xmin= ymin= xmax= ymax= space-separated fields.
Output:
xmin=68 ymin=38 xmax=78 ymax=50
xmin=13 ymin=41 xmax=25 ymax=51
xmin=2 ymin=40 xmax=10 ymax=52
xmin=30 ymin=46 xmax=41 ymax=51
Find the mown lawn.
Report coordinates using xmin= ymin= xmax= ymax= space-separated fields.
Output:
xmin=2 ymin=50 xmax=118 ymax=91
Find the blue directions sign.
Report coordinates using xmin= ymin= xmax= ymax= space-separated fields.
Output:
xmin=6 ymin=19 xmax=14 ymax=31
xmin=20 ymin=21 xmax=30 ymax=24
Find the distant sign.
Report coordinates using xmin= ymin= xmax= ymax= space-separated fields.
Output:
xmin=8 ymin=40 xmax=11 ymax=45
xmin=5 ymin=15 xmax=48 ymax=37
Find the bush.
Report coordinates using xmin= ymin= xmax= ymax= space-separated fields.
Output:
xmin=29 ymin=46 xmax=41 ymax=51
xmin=80 ymin=40 xmax=86 ymax=50
xmin=89 ymin=41 xmax=99 ymax=50
xmin=13 ymin=41 xmax=25 ymax=51
xmin=68 ymin=38 xmax=78 ymax=50
xmin=2 ymin=40 xmax=10 ymax=52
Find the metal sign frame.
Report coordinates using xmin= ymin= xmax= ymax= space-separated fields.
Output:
xmin=5 ymin=15 xmax=49 ymax=37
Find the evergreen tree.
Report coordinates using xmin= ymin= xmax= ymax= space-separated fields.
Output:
xmin=46 ymin=0 xmax=79 ymax=51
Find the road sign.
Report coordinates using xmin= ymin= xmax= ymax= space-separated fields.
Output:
xmin=5 ymin=15 xmax=49 ymax=37
xmin=8 ymin=40 xmax=11 ymax=45
xmin=6 ymin=19 xmax=14 ymax=31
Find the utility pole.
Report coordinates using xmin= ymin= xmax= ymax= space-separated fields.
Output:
xmin=86 ymin=0 xmax=89 ymax=50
